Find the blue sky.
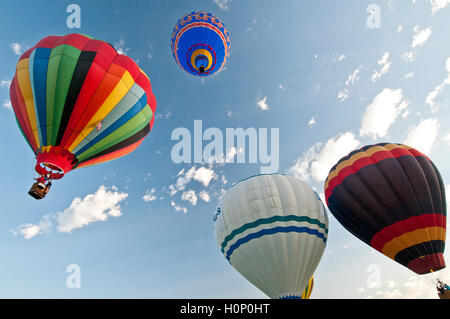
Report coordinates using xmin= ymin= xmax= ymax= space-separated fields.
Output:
xmin=1 ymin=0 xmax=450 ymax=298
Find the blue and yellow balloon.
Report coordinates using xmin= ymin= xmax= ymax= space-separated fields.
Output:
xmin=171 ymin=11 xmax=230 ymax=77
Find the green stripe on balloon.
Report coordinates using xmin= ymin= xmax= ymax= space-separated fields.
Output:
xmin=46 ymin=44 xmax=81 ymax=145
xmin=76 ymin=106 xmax=153 ymax=161
xmin=220 ymin=215 xmax=328 ymax=253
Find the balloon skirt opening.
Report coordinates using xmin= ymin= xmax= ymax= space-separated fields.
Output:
xmin=407 ymin=253 xmax=446 ymax=274
xmin=35 ymin=146 xmax=77 ymax=180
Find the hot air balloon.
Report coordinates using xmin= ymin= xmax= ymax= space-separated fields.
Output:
xmin=9 ymin=33 xmax=157 ymax=199
xmin=301 ymin=277 xmax=314 ymax=299
xmin=171 ymin=11 xmax=230 ymax=77
xmin=324 ymin=143 xmax=446 ymax=275
xmin=214 ymin=174 xmax=328 ymax=299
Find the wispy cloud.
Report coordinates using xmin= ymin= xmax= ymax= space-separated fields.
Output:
xmin=12 ymin=186 xmax=128 ymax=239
xmin=256 ymin=90 xmax=270 ymax=110
xmin=412 ymin=26 xmax=432 ymax=48
xmin=1 ymin=80 xmax=11 ymax=88
xmin=403 ymin=26 xmax=432 ymax=62
xmin=213 ymin=0 xmax=231 ymax=10
xmin=10 ymin=42 xmax=23 ymax=56
xmin=114 ymin=38 xmax=129 ymax=56
xmin=426 ymin=57 xmax=450 ymax=113
xmin=404 ymin=118 xmax=439 ymax=155
xmin=360 ymin=88 xmax=408 ymax=140
xmin=199 ymin=190 xmax=211 ymax=202
xmin=371 ymin=52 xmax=391 ymax=82
xmin=338 ymin=66 xmax=361 ymax=102
xmin=143 ymin=188 xmax=157 ymax=202
xmin=181 ymin=190 xmax=198 ymax=206
xmin=288 ymin=132 xmax=360 ymax=182
xmin=175 ymin=166 xmax=217 ymax=191
xmin=3 ymin=100 xmax=12 ymax=110
xmin=427 ymin=0 xmax=450 ymax=14
xmin=171 ymin=200 xmax=187 ymax=214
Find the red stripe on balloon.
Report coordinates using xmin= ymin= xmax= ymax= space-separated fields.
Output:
xmin=370 ymin=214 xmax=446 ymax=252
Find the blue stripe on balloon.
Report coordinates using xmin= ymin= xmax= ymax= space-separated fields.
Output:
xmin=74 ymin=94 xmax=147 ymax=156
xmin=30 ymin=47 xmax=51 ymax=145
xmin=225 ymin=226 xmax=327 ymax=261
xmin=279 ymin=295 xmax=302 ymax=299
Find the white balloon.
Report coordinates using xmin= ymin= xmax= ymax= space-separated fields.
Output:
xmin=214 ymin=174 xmax=328 ymax=299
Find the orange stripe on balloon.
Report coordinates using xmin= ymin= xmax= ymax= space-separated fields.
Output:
xmin=381 ymin=226 xmax=445 ymax=260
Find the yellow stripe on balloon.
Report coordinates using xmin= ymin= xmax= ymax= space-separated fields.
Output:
xmin=68 ymin=70 xmax=135 ymax=152
xmin=381 ymin=226 xmax=445 ymax=259
xmin=16 ymin=58 xmax=40 ymax=149
xmin=191 ymin=49 xmax=213 ymax=71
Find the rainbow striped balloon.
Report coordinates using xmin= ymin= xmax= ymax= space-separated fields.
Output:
xmin=171 ymin=11 xmax=230 ymax=77
xmin=10 ymin=33 xmax=156 ymax=181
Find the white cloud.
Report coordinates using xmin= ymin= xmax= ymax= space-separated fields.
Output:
xmin=175 ymin=166 xmax=217 ymax=191
xmin=403 ymin=72 xmax=414 ymax=79
xmin=288 ymin=132 xmax=360 ymax=182
xmin=221 ymin=175 xmax=228 ymax=185
xmin=1 ymin=80 xmax=11 ymax=88
xmin=402 ymin=51 xmax=416 ymax=62
xmin=114 ymin=38 xmax=129 ymax=55
xmin=397 ymin=25 xmax=403 ymax=33
xmin=360 ymin=88 xmax=408 ymax=139
xmin=171 ymin=201 xmax=187 ymax=214
xmin=11 ymin=186 xmax=128 ymax=238
xmin=412 ymin=26 xmax=432 ymax=48
xmin=442 ymin=132 xmax=450 ymax=145
xmin=427 ymin=0 xmax=450 ymax=14
xmin=213 ymin=0 xmax=231 ymax=10
xmin=57 ymin=185 xmax=128 ymax=233
xmin=368 ymin=273 xmax=447 ymax=299
xmin=371 ymin=52 xmax=391 ymax=82
xmin=256 ymin=96 xmax=269 ymax=110
xmin=308 ymin=117 xmax=316 ymax=127
xmin=337 ymin=88 xmax=349 ymax=102
xmin=345 ymin=68 xmax=360 ymax=86
xmin=199 ymin=190 xmax=211 ymax=202
xmin=155 ymin=111 xmax=171 ymax=120
xmin=169 ymin=184 xmax=178 ymax=196
xmin=402 ymin=26 xmax=432 ymax=62
xmin=12 ymin=214 xmax=53 ymax=240
xmin=143 ymin=188 xmax=157 ymax=202
xmin=3 ymin=100 xmax=12 ymax=110
xmin=404 ymin=118 xmax=439 ymax=154
xmin=338 ymin=67 xmax=361 ymax=102
xmin=10 ymin=43 xmax=22 ymax=56
xmin=334 ymin=54 xmax=346 ymax=62
xmin=181 ymin=190 xmax=198 ymax=206
xmin=426 ymin=57 xmax=450 ymax=113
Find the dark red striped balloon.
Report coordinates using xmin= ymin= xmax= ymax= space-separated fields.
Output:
xmin=324 ymin=143 xmax=446 ymax=274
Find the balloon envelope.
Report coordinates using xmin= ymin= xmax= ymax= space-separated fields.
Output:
xmin=214 ymin=174 xmax=328 ymax=299
xmin=10 ymin=33 xmax=156 ymax=180
xmin=325 ymin=143 xmax=446 ymax=274
xmin=171 ymin=11 xmax=230 ymax=77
